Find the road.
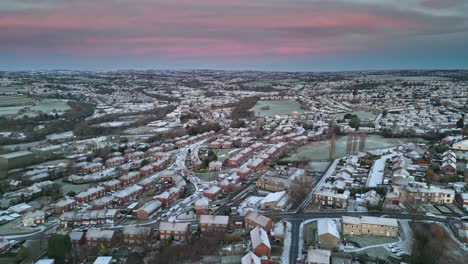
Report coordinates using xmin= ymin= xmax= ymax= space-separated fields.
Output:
xmin=297 ymin=159 xmax=339 ymax=213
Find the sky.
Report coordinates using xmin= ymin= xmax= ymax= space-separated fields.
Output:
xmin=1 ymin=0 xmax=468 ymax=71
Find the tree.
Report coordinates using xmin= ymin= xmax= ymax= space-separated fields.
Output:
xmin=456 ymin=117 xmax=464 ymax=128
xmin=289 ymin=178 xmax=310 ymax=208
xmin=48 ymin=234 xmax=72 ymax=261
xmin=16 ymin=245 xmax=30 ymax=263
xmin=66 ymin=191 xmax=76 ymax=197
xmin=141 ymin=158 xmax=150 ymax=166
xmin=425 ymin=169 xmax=434 ymax=182
xmin=349 ymin=116 xmax=361 ymax=130
xmin=98 ymin=243 xmax=108 ymax=256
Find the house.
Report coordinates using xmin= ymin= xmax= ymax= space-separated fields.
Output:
xmin=0 ymin=237 xmax=11 ymax=254
xmin=194 ymin=197 xmax=210 ymax=215
xmin=119 ymin=171 xmax=141 ymax=186
xmin=208 ymin=161 xmax=223 ymax=171
xmin=91 ymin=196 xmax=114 ymax=210
xmin=399 ymin=186 xmax=455 ymax=205
xmin=250 ymin=226 xmax=271 ymax=263
xmin=307 ymin=249 xmax=331 ymax=264
xmin=317 ymin=219 xmax=340 ymax=249
xmin=199 ymin=215 xmax=229 ymax=232
xmin=159 ymin=222 xmax=190 ymax=241
xmin=160 ymin=170 xmax=176 ymax=182
xmin=361 ymin=190 xmax=381 ymax=207
xmin=54 ymin=197 xmax=76 ymax=214
xmin=74 ymin=186 xmax=106 ymax=203
xmin=22 ymin=210 xmax=45 ymax=226
xmin=342 ymin=216 xmax=398 ymax=237
xmin=154 ymin=187 xmax=180 ymax=206
xmin=103 ymin=179 xmax=121 ymax=192
xmin=124 ymin=151 xmax=145 ymax=161
xmin=312 ymin=190 xmax=349 ymax=208
xmin=70 ymin=231 xmax=86 ymax=246
xmin=245 ymin=211 xmax=274 ymax=232
xmin=256 ymin=167 xmax=304 ymax=192
xmin=237 ymin=167 xmax=251 ymax=178
xmin=139 ymin=165 xmax=154 ymax=176
xmin=114 ymin=185 xmax=144 ymax=204
xmin=59 ymin=209 xmax=119 ymax=228
xmin=136 ymin=200 xmax=162 ymax=220
xmin=105 ymin=156 xmax=125 ymax=167
xmin=85 ymin=230 xmax=117 ymax=247
xmin=260 ymin=191 xmax=287 ymax=210
xmin=241 ymin=251 xmax=261 ymax=264
xmin=81 ymin=162 xmax=104 ymax=174
xmin=123 ymin=226 xmax=154 ymax=246
xmin=203 ymin=186 xmax=222 ymax=200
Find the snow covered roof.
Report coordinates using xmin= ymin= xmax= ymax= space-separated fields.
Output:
xmin=261 ymin=191 xmax=286 ymax=204
xmin=199 ymin=215 xmax=229 ymax=225
xmin=250 ymin=226 xmax=270 ymax=249
xmin=317 ymin=219 xmax=340 ymax=239
xmin=308 ymin=249 xmax=331 ymax=264
xmin=241 ymin=251 xmax=261 ymax=264
xmin=159 ymin=222 xmax=189 ymax=232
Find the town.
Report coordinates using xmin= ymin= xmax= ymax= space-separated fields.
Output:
xmin=0 ymin=70 xmax=467 ymax=264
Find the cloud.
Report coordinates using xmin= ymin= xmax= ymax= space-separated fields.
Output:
xmin=0 ymin=0 xmax=467 ymax=70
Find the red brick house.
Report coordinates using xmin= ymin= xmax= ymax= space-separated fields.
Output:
xmin=245 ymin=211 xmax=274 ymax=232
xmin=203 ymin=186 xmax=222 ymax=200
xmin=159 ymin=222 xmax=190 ymax=241
xmin=105 ymin=156 xmax=125 ymax=167
xmin=199 ymin=215 xmax=229 ymax=232
xmin=119 ymin=171 xmax=141 ymax=186
xmin=54 ymin=198 xmax=76 ymax=214
xmin=140 ymin=165 xmax=154 ymax=176
xmin=136 ymin=200 xmax=162 ymax=220
xmin=103 ymin=179 xmax=121 ymax=192
xmin=251 ymin=226 xmax=271 ymax=263
xmin=208 ymin=161 xmax=223 ymax=171
xmin=123 ymin=226 xmax=154 ymax=246
xmin=237 ymin=167 xmax=251 ymax=179
xmin=70 ymin=231 xmax=86 ymax=247
xmin=194 ymin=197 xmax=210 ymax=215
xmin=74 ymin=186 xmax=106 ymax=203
xmin=85 ymin=230 xmax=117 ymax=247
xmin=114 ymin=185 xmax=144 ymax=204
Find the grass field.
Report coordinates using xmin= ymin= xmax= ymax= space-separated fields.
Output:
xmin=336 ymin=111 xmax=376 ymax=121
xmin=0 ymin=96 xmax=70 ymax=117
xmin=0 ymin=95 xmax=33 ymax=107
xmin=250 ymin=100 xmax=306 ymax=117
xmin=0 ymin=218 xmax=37 ymax=236
xmin=288 ymin=135 xmax=427 ymax=161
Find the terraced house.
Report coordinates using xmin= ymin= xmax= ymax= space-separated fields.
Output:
xmin=342 ymin=216 xmax=398 ymax=237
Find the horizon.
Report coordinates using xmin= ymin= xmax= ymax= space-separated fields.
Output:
xmin=1 ymin=0 xmax=468 ymax=71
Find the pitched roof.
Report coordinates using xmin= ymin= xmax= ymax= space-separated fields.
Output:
xmin=307 ymin=249 xmax=331 ymax=264
xmin=250 ymin=226 xmax=270 ymax=249
xmin=317 ymin=219 xmax=340 ymax=239
xmin=245 ymin=211 xmax=273 ymax=229
xmin=241 ymin=251 xmax=261 ymax=264
xmin=199 ymin=215 xmax=229 ymax=225
xmin=159 ymin=222 xmax=189 ymax=232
